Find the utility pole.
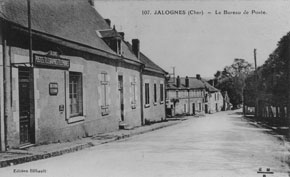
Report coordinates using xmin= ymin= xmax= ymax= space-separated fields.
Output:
xmin=2 ymin=22 xmax=11 ymax=152
xmin=28 ymin=0 xmax=32 ymax=66
xmin=254 ymin=49 xmax=258 ymax=120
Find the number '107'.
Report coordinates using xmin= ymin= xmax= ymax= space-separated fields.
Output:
xmin=142 ymin=10 xmax=150 ymax=15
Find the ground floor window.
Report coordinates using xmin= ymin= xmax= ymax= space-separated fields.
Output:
xmin=154 ymin=83 xmax=157 ymax=104
xmin=145 ymin=83 xmax=150 ymax=107
xmin=160 ymin=84 xmax=164 ymax=103
xmin=69 ymin=72 xmax=83 ymax=117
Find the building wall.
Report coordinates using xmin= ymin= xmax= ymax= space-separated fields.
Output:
xmin=167 ymin=89 xmax=205 ymax=116
xmin=5 ymin=36 xmax=143 ymax=147
xmin=206 ymin=92 xmax=224 ymax=113
xmin=142 ymin=74 xmax=166 ymax=123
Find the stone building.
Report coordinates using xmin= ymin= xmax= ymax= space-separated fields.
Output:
xmin=166 ymin=74 xmax=224 ymax=116
xmin=0 ymin=0 xmax=167 ymax=151
xmin=203 ymin=81 xmax=224 ymax=114
xmin=166 ymin=75 xmax=206 ymax=116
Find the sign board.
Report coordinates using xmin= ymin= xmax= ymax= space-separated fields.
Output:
xmin=34 ymin=54 xmax=70 ymax=69
xmin=49 ymin=82 xmax=58 ymax=95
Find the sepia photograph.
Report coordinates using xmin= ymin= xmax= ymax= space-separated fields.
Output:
xmin=0 ymin=0 xmax=290 ymax=176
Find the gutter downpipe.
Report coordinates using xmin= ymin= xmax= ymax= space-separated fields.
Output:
xmin=139 ymin=64 xmax=145 ymax=125
xmin=2 ymin=21 xmax=10 ymax=151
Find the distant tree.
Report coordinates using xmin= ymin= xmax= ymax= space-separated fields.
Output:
xmin=214 ymin=59 xmax=254 ymax=109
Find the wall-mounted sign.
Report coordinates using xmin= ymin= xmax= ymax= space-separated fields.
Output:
xmin=49 ymin=82 xmax=58 ymax=95
xmin=34 ymin=54 xmax=70 ymax=69
xmin=59 ymin=105 xmax=64 ymax=112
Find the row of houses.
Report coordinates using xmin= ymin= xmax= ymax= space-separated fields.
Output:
xmin=0 ymin=0 xmax=167 ymax=151
xmin=166 ymin=75 xmax=230 ymax=117
xmin=0 ymin=0 xmax=229 ymax=151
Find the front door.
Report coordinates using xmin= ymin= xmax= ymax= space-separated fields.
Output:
xmin=192 ymin=103 xmax=195 ymax=115
xmin=205 ymin=104 xmax=208 ymax=113
xmin=19 ymin=67 xmax=34 ymax=145
xmin=118 ymin=75 xmax=124 ymax=121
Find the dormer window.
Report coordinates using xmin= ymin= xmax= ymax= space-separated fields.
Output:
xmin=96 ymin=29 xmax=122 ymax=55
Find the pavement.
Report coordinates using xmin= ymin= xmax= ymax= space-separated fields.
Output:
xmin=0 ymin=119 xmax=184 ymax=168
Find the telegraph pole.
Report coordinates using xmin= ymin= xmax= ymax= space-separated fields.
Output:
xmin=254 ymin=49 xmax=259 ymax=120
xmin=28 ymin=0 xmax=32 ymax=66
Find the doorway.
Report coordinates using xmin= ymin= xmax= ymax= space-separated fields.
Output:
xmin=192 ymin=103 xmax=195 ymax=115
xmin=118 ymin=75 xmax=124 ymax=121
xmin=18 ymin=67 xmax=34 ymax=145
xmin=205 ymin=104 xmax=208 ymax=113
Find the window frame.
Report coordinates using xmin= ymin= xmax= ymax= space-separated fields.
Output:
xmin=101 ymin=72 xmax=110 ymax=116
xmin=153 ymin=83 xmax=157 ymax=105
xmin=69 ymin=71 xmax=83 ymax=118
xmin=145 ymin=83 xmax=150 ymax=108
xmin=160 ymin=83 xmax=164 ymax=104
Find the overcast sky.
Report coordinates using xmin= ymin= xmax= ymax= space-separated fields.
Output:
xmin=94 ymin=0 xmax=290 ymax=78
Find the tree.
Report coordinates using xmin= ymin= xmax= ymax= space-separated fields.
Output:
xmin=214 ymin=59 xmax=254 ymax=109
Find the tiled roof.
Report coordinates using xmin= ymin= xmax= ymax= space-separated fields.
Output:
xmin=202 ymin=80 xmax=220 ymax=92
xmin=123 ymin=41 xmax=166 ymax=73
xmin=0 ymin=0 xmax=115 ymax=54
xmin=167 ymin=77 xmax=220 ymax=92
xmin=139 ymin=52 xmax=167 ymax=74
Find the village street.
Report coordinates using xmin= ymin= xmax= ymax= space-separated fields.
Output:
xmin=0 ymin=110 xmax=289 ymax=177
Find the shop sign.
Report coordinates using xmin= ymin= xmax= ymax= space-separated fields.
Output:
xmin=49 ymin=82 xmax=58 ymax=95
xmin=34 ymin=54 xmax=70 ymax=69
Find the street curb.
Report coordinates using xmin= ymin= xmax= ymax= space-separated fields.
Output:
xmin=0 ymin=121 xmax=180 ymax=168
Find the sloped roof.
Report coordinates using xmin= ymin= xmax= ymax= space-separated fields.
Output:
xmin=0 ymin=0 xmax=115 ymax=54
xmin=139 ymin=52 xmax=167 ymax=74
xmin=202 ymin=79 xmax=220 ymax=92
xmin=123 ymin=41 xmax=166 ymax=73
xmin=167 ymin=77 xmax=205 ymax=90
xmin=167 ymin=77 xmax=220 ymax=92
xmin=121 ymin=40 xmax=139 ymax=61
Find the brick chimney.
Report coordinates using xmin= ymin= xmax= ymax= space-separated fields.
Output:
xmin=104 ymin=19 xmax=111 ymax=27
xmin=176 ymin=76 xmax=180 ymax=87
xmin=185 ymin=76 xmax=189 ymax=87
xmin=132 ymin=39 xmax=140 ymax=59
xmin=196 ymin=74 xmax=201 ymax=80
xmin=88 ymin=0 xmax=94 ymax=6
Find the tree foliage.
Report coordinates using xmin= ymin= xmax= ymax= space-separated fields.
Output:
xmin=244 ymin=31 xmax=290 ymax=106
xmin=214 ymin=59 xmax=254 ymax=108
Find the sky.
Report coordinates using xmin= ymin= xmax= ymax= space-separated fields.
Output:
xmin=94 ymin=0 xmax=290 ymax=78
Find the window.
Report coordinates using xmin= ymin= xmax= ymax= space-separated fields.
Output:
xmin=160 ymin=84 xmax=164 ymax=103
xmin=131 ymin=76 xmax=137 ymax=109
xmin=101 ymin=72 xmax=109 ymax=115
xmin=154 ymin=83 xmax=157 ymax=105
xmin=199 ymin=103 xmax=202 ymax=111
xmin=69 ymin=72 xmax=83 ymax=117
xmin=145 ymin=83 xmax=150 ymax=107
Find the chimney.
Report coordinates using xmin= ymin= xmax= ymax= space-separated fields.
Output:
xmin=88 ymin=0 xmax=94 ymax=6
xmin=196 ymin=74 xmax=201 ymax=80
xmin=176 ymin=76 xmax=180 ymax=87
xmin=104 ymin=19 xmax=111 ymax=27
xmin=185 ymin=76 xmax=189 ymax=87
xmin=132 ymin=39 xmax=140 ymax=59
xmin=119 ymin=32 xmax=125 ymax=40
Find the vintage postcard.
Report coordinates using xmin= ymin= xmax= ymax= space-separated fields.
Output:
xmin=0 ymin=0 xmax=290 ymax=176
